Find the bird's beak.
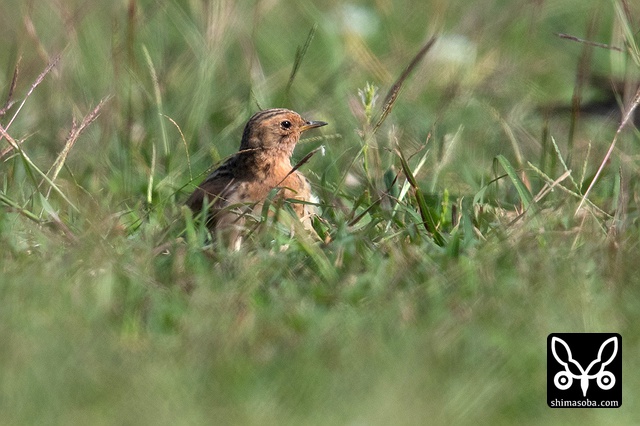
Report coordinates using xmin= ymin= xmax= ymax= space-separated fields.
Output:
xmin=300 ymin=120 xmax=328 ymax=132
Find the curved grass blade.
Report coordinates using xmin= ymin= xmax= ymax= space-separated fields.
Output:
xmin=372 ymin=35 xmax=438 ymax=135
xmin=286 ymin=23 xmax=318 ymax=96
xmin=397 ymin=147 xmax=445 ymax=246
xmin=496 ymin=154 xmax=537 ymax=213
xmin=0 ymin=124 xmax=79 ymax=212
xmin=576 ymin=85 xmax=640 ymax=215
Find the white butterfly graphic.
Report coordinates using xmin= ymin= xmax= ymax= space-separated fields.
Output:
xmin=551 ymin=336 xmax=618 ymax=397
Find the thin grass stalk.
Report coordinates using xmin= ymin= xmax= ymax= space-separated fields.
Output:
xmin=143 ymin=46 xmax=170 ymax=158
xmin=0 ymin=58 xmax=20 ymax=116
xmin=0 ymin=124 xmax=79 ymax=212
xmin=397 ymin=146 xmax=444 ymax=246
xmin=0 ymin=53 xmax=61 ymax=158
xmin=372 ymin=35 xmax=438 ymax=135
xmin=48 ymin=96 xmax=111 ymax=186
xmin=566 ymin=12 xmax=598 ymax=169
xmin=576 ymin=86 xmax=640 ymax=214
xmin=164 ymin=114 xmax=192 ymax=181
xmin=528 ymin=162 xmax=610 ymax=217
xmin=286 ymin=23 xmax=317 ymax=97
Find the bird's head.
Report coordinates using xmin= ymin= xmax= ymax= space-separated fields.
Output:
xmin=239 ymin=108 xmax=327 ymax=156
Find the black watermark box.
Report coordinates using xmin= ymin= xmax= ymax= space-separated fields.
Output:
xmin=547 ymin=333 xmax=621 ymax=408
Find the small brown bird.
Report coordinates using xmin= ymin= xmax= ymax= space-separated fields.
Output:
xmin=186 ymin=108 xmax=327 ymax=247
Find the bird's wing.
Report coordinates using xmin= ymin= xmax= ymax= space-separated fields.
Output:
xmin=185 ymin=160 xmax=238 ymax=213
xmin=186 ymin=177 xmax=237 ymax=213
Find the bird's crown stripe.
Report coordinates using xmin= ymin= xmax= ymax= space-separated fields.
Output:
xmin=250 ymin=109 xmax=291 ymax=122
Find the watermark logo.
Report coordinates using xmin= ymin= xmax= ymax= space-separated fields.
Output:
xmin=547 ymin=333 xmax=621 ymax=408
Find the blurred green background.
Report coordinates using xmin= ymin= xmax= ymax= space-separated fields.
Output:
xmin=1 ymin=0 xmax=639 ymax=424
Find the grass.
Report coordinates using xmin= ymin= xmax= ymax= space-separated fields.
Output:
xmin=1 ymin=0 xmax=640 ymax=424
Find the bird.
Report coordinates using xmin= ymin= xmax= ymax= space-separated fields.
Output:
xmin=186 ymin=108 xmax=327 ymax=248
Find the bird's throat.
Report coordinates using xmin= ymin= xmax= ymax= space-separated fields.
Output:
xmin=236 ymin=149 xmax=293 ymax=183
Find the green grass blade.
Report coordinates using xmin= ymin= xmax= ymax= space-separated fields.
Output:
xmin=286 ymin=23 xmax=318 ymax=97
xmin=496 ymin=154 xmax=536 ymax=213
xmin=615 ymin=0 xmax=640 ymax=66
xmin=372 ymin=35 xmax=438 ymax=135
xmin=143 ymin=45 xmax=170 ymax=158
xmin=0 ymin=191 xmax=41 ymax=223
xmin=0 ymin=125 xmax=79 ymax=213
xmin=397 ymin=147 xmax=445 ymax=246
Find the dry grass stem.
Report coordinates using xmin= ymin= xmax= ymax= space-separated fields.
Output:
xmin=48 ymin=96 xmax=112 ymax=186
xmin=0 ymin=53 xmax=62 ymax=158
xmin=372 ymin=35 xmax=438 ymax=135
xmin=556 ymin=32 xmax=624 ymax=52
xmin=576 ymin=86 xmax=640 ymax=215
xmin=0 ymin=59 xmax=20 ymax=116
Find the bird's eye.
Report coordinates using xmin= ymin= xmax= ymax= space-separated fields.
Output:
xmin=280 ymin=120 xmax=292 ymax=129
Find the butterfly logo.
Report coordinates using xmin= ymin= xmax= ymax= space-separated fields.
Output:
xmin=551 ymin=336 xmax=618 ymax=397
